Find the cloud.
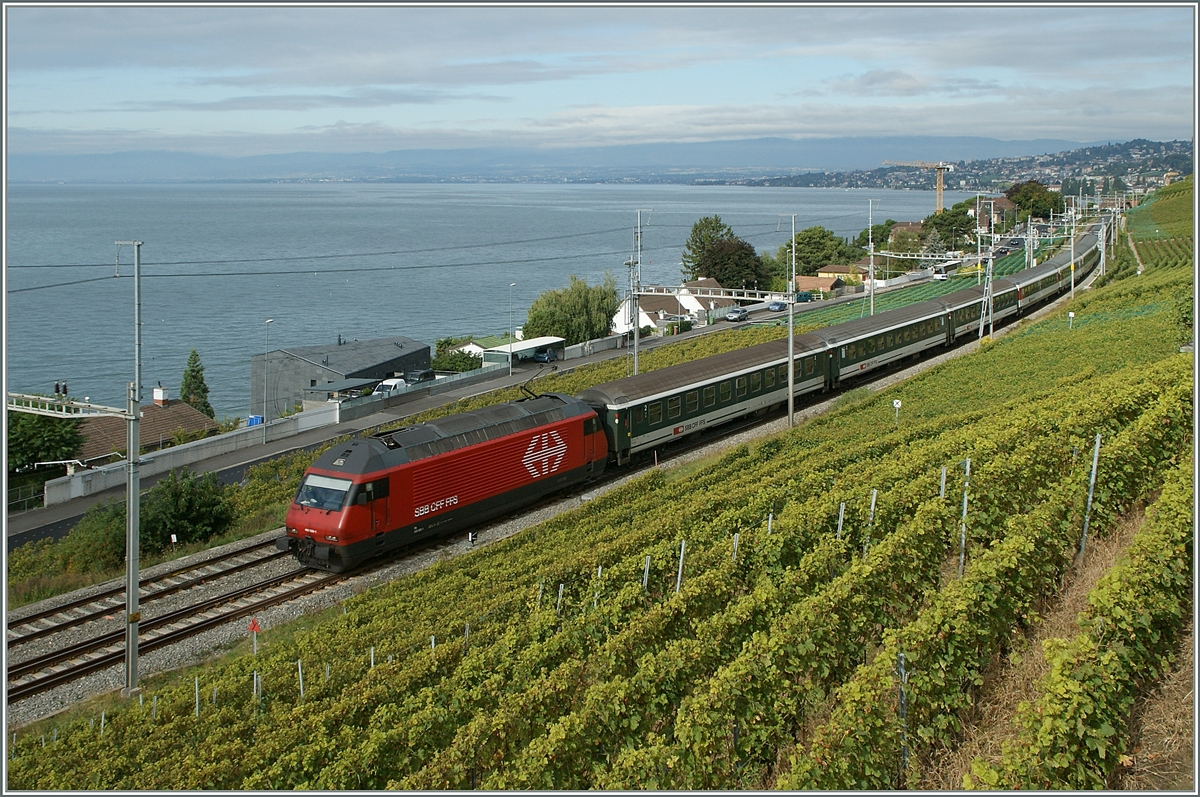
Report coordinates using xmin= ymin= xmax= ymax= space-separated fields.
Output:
xmin=114 ymin=88 xmax=509 ymax=113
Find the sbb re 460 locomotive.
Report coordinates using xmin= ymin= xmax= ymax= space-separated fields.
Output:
xmin=278 ymin=392 xmax=607 ymax=572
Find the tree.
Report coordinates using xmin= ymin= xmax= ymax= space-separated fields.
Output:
xmin=432 ymin=349 xmax=482 ymax=373
xmin=6 ymin=404 xmax=82 ymax=473
xmin=1006 ymin=180 xmax=1065 ymax=220
xmin=853 ymin=219 xmax=897 ymax=250
xmin=139 ymin=469 xmax=235 ymax=552
xmin=922 ymin=227 xmax=946 ymax=256
xmin=695 ymin=237 xmax=769 ymax=289
xmin=522 ymin=274 xmax=620 ymax=346
xmin=922 ymin=205 xmax=973 ymax=251
xmin=180 ymin=348 xmax=215 ymax=419
xmin=681 ymin=216 xmax=735 ymax=280
xmin=789 ymin=226 xmax=860 ymax=276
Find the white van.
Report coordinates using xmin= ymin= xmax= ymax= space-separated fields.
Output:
xmin=373 ymin=378 xmax=406 ymax=396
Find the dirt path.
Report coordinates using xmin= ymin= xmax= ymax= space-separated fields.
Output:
xmin=920 ymin=507 xmax=1147 ymax=789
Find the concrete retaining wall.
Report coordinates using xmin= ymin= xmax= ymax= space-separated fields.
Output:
xmin=43 ymin=403 xmax=339 ymax=506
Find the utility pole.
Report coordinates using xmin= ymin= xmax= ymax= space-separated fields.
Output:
xmin=628 ymin=209 xmax=651 ymax=375
xmin=114 ymin=239 xmax=143 ymax=698
xmin=263 ymin=318 xmax=273 ymax=441
xmin=868 ymin=199 xmax=877 ymax=316
xmin=783 ymin=214 xmax=796 ymax=426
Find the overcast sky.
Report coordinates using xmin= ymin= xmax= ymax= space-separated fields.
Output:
xmin=4 ymin=3 xmax=1195 ymax=157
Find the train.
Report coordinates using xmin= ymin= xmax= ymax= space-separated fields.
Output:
xmin=278 ymin=225 xmax=1102 ymax=571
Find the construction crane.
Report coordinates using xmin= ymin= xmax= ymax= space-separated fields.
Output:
xmin=883 ymin=160 xmax=954 ymax=214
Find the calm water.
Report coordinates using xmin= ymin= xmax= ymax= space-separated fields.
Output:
xmin=5 ymin=182 xmax=978 ymax=417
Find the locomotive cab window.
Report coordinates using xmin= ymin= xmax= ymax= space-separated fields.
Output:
xmin=296 ymin=474 xmax=353 ymax=511
xmin=351 ymin=477 xmax=390 ymax=505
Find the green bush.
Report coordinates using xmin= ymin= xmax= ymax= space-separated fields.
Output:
xmin=140 ymin=469 xmax=236 ymax=551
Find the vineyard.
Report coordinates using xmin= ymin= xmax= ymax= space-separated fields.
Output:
xmin=7 ymin=187 xmax=1193 ymax=789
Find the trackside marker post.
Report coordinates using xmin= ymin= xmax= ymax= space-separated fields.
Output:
xmin=675 ymin=540 xmax=686 ymax=594
xmin=1079 ymin=433 xmax=1102 ymax=558
xmin=249 ymin=617 xmax=261 ymax=657
xmin=958 ymin=458 xmax=971 ymax=578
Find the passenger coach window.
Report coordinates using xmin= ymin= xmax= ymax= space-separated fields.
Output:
xmin=648 ymin=402 xmax=662 ymax=425
xmin=735 ymin=376 xmax=747 ymax=397
xmin=720 ymin=381 xmax=731 ymax=402
xmin=750 ymin=372 xmax=761 ymax=392
xmin=765 ymin=368 xmax=775 ymax=387
xmin=686 ymin=391 xmax=699 ymax=413
xmin=667 ymin=396 xmax=682 ymax=419
xmin=704 ymin=385 xmax=716 ymax=407
xmin=805 ymin=357 xmax=815 ymax=375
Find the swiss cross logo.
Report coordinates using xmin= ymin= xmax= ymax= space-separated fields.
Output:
xmin=522 ymin=430 xmax=567 ymax=478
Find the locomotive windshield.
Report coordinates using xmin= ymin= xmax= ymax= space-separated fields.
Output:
xmin=295 ymin=474 xmax=353 ymax=511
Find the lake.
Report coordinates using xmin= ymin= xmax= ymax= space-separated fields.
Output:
xmin=5 ymin=182 xmax=980 ymax=417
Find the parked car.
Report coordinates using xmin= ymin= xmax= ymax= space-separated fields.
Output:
xmin=533 ymin=347 xmax=558 ymax=363
xmin=404 ymin=368 xmax=435 ymax=384
xmin=725 ymin=307 xmax=749 ymax=322
xmin=767 ymin=301 xmax=787 ymax=312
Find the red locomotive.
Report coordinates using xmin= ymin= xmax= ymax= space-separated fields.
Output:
xmin=279 ymin=392 xmax=607 ymax=572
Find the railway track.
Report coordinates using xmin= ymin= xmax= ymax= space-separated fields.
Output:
xmin=6 ymin=566 xmax=346 ymax=703
xmin=6 ymin=540 xmax=286 ymax=648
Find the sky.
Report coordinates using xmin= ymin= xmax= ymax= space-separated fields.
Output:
xmin=4 ymin=3 xmax=1196 ymax=158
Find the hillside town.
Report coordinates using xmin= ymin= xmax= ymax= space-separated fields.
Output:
xmin=746 ymin=138 xmax=1192 ymax=194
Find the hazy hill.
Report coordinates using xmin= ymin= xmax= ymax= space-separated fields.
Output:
xmin=6 ymin=136 xmax=1107 ymax=184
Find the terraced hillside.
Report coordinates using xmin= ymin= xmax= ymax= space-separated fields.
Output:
xmin=7 ymin=183 xmax=1193 ymax=790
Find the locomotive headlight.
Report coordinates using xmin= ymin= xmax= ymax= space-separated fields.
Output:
xmin=324 ymin=535 xmax=339 ymax=541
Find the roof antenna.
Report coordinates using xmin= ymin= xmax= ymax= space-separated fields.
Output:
xmin=520 ymin=365 xmax=557 ymax=400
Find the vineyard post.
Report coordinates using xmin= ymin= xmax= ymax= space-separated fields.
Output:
xmin=866 ymin=489 xmax=877 ymax=557
xmin=153 ymin=694 xmax=158 ymax=719
xmin=298 ymin=659 xmax=304 ymax=700
xmin=40 ymin=735 xmax=44 ymax=749
xmin=897 ymin=652 xmax=909 ymax=782
xmin=371 ymin=646 xmax=375 ymax=668
xmin=139 ymin=693 xmax=143 ymax=708
xmin=732 ymin=532 xmax=739 ymax=562
xmin=594 ymin=565 xmax=602 ymax=608
xmin=100 ymin=712 xmax=105 ymax=735
xmin=465 ymin=623 xmax=470 ymax=642
xmin=837 ymin=502 xmax=845 ymax=540
xmin=958 ymin=458 xmax=971 ymax=578
xmin=1079 ymin=433 xmax=1102 ymax=558
xmin=212 ymin=686 xmax=217 ymax=705
xmin=195 ymin=677 xmax=200 ymax=717
xmin=642 ymin=556 xmax=651 ymax=589
xmin=431 ymin=635 xmax=436 ymax=650
xmin=939 ymin=466 xmax=946 ymax=499
xmin=53 ymin=729 xmax=58 ymax=742
xmin=556 ymin=583 xmax=565 ymax=614
xmin=767 ymin=512 xmax=773 ymax=534
xmin=675 ymin=540 xmax=687 ymax=594
xmin=325 ymin=663 xmax=330 ymax=683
